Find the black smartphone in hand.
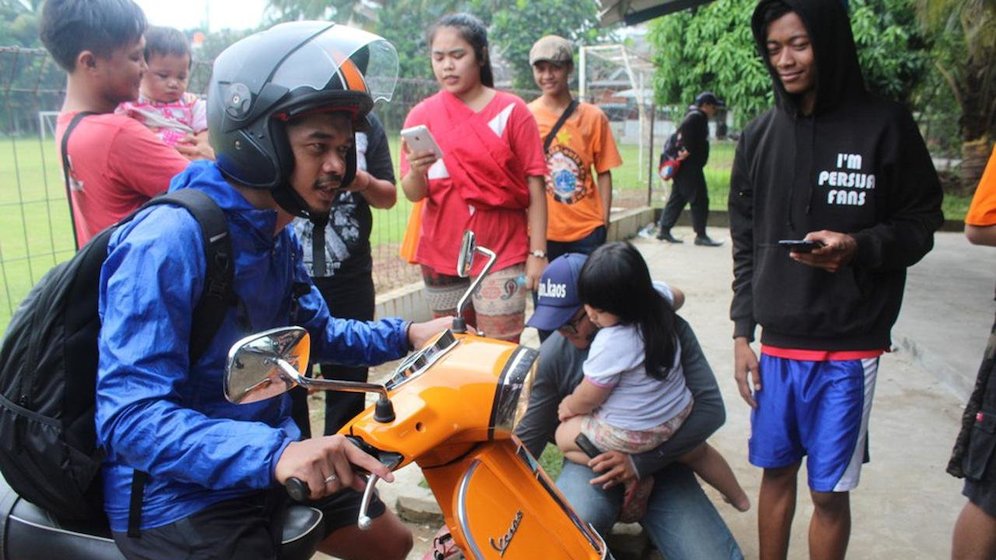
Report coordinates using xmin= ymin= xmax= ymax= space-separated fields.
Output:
xmin=778 ymin=239 xmax=822 ymax=253
xmin=575 ymin=433 xmax=602 ymax=459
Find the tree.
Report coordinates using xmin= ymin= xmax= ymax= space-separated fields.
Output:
xmin=649 ymin=0 xmax=765 ymax=126
xmin=372 ymin=0 xmax=467 ymax=81
xmin=0 ymin=0 xmax=42 ymax=47
xmin=262 ymin=0 xmax=609 ymax=89
xmin=0 ymin=1 xmax=55 ymax=135
xmin=265 ymin=0 xmax=371 ymax=26
xmin=849 ymin=0 xmax=930 ymax=107
xmin=915 ymin=0 xmax=995 ymax=187
xmin=648 ymin=0 xmax=931 ymax=128
xmin=483 ymin=0 xmax=607 ymax=89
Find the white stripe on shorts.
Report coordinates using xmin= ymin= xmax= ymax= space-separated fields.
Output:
xmin=833 ymin=357 xmax=879 ymax=492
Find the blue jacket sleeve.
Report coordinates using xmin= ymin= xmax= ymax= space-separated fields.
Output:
xmin=95 ymin=208 xmax=292 ymax=490
xmin=287 ymin=237 xmax=411 ymax=366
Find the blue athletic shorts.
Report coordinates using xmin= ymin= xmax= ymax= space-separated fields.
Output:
xmin=748 ymin=354 xmax=878 ymax=492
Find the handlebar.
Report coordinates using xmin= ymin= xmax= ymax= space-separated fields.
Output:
xmin=282 ymin=438 xmax=404 ymax=532
xmin=286 ymin=477 xmax=311 ymax=502
xmin=284 ymin=474 xmax=380 ymax=532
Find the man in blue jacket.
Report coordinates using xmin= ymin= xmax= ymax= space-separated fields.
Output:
xmin=95 ymin=22 xmax=450 ymax=559
xmin=729 ymin=0 xmax=944 ymax=558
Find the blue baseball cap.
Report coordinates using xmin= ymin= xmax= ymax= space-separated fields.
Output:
xmin=526 ymin=253 xmax=588 ymax=331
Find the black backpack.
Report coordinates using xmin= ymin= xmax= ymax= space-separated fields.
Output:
xmin=658 ymin=131 xmax=684 ymax=181
xmin=0 ymin=189 xmax=233 ymax=522
xmin=661 ymin=130 xmax=683 ymax=161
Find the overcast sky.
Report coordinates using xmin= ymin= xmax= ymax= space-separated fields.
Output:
xmin=134 ymin=0 xmax=270 ymax=32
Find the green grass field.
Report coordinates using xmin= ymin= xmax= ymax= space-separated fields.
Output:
xmin=0 ymin=135 xmax=970 ymax=332
xmin=0 ymin=135 xmax=662 ymax=329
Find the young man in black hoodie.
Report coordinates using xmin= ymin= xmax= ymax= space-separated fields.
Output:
xmin=729 ymin=0 xmax=944 ymax=558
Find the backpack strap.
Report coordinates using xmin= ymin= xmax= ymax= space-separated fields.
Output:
xmin=151 ymin=189 xmax=235 ymax=362
xmin=60 ymin=111 xmax=97 ymax=250
xmin=126 ymin=470 xmax=148 ymax=538
xmin=120 ymin=189 xmax=234 ymax=537
xmin=543 ymin=99 xmax=579 ymax=153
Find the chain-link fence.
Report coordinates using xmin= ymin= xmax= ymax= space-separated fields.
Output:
xmin=0 ymin=46 xmax=663 ymax=330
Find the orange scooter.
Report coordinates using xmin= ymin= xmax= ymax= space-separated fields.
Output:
xmin=224 ymin=232 xmax=611 ymax=560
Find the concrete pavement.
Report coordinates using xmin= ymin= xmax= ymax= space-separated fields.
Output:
xmin=354 ymin=225 xmax=990 ymax=559
xmin=637 ymin=226 xmax=981 ymax=558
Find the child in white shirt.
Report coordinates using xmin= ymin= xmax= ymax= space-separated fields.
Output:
xmin=555 ymin=241 xmax=750 ymax=515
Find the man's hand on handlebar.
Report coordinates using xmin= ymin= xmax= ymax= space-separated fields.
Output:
xmin=274 ymin=436 xmax=394 ymax=500
xmin=408 ymin=317 xmax=455 ymax=349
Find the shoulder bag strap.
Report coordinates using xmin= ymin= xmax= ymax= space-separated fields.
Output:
xmin=543 ymin=99 xmax=579 ymax=153
xmin=60 ymin=111 xmax=97 ymax=250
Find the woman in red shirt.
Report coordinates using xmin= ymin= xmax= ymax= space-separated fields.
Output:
xmin=400 ymin=13 xmax=548 ymax=342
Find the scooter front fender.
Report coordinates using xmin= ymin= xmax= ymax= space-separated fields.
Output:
xmin=421 ymin=439 xmax=610 ymax=560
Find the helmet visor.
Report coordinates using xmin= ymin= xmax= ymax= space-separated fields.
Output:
xmin=269 ymin=22 xmax=399 ymax=104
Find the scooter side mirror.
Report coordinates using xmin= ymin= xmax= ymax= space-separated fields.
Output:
xmin=224 ymin=327 xmax=310 ymax=404
xmin=457 ymin=230 xmax=476 ymax=278
xmin=453 ymin=230 xmax=496 ymax=334
xmin=226 ymin=327 xmax=396 ymax=421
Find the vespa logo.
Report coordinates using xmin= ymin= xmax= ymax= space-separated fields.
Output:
xmin=489 ymin=510 xmax=523 ymax=557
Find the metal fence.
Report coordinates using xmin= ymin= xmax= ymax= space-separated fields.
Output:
xmin=0 ymin=46 xmax=662 ymax=330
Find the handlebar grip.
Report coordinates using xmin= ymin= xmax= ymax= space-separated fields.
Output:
xmin=286 ymin=477 xmax=310 ymax=502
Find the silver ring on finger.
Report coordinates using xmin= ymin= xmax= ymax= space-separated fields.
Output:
xmin=324 ymin=473 xmax=338 ymax=485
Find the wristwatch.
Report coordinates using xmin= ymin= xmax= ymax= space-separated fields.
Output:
xmin=529 ymin=250 xmax=547 ymax=259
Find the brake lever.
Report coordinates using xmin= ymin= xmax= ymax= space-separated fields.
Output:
xmin=285 ymin=472 xmax=380 ymax=532
xmin=357 ymin=473 xmax=381 ymax=530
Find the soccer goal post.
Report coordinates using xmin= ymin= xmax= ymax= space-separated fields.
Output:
xmin=578 ymin=44 xmax=664 ymax=202
xmin=38 ymin=111 xmax=60 ymax=143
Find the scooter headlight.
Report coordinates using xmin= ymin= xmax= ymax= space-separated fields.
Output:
xmin=490 ymin=345 xmax=539 ymax=436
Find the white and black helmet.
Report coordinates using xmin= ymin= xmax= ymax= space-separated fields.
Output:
xmin=207 ymin=21 xmax=398 ymax=220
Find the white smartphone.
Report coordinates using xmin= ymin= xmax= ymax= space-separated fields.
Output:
xmin=400 ymin=125 xmax=443 ymax=159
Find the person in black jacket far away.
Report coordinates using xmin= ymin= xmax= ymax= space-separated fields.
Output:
xmin=656 ymin=91 xmax=725 ymax=246
xmin=729 ymin=0 xmax=944 ymax=558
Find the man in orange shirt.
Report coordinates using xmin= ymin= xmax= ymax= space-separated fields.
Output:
xmin=949 ymin=146 xmax=996 ymax=560
xmin=528 ymin=35 xmax=622 ymax=341
xmin=528 ymin=35 xmax=622 ymax=262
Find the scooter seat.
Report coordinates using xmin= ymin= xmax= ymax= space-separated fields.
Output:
xmin=279 ymin=502 xmax=325 ymax=559
xmin=0 ymin=473 xmax=324 ymax=560
xmin=0 ymin=474 xmax=123 ymax=560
